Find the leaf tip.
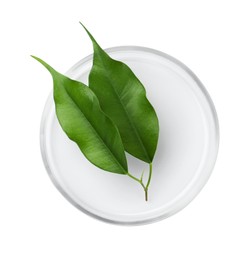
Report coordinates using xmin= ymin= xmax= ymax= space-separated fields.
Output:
xmin=30 ymin=55 xmax=39 ymax=61
xmin=31 ymin=55 xmax=56 ymax=75
xmin=79 ymin=22 xmax=100 ymax=48
xmin=79 ymin=21 xmax=86 ymax=31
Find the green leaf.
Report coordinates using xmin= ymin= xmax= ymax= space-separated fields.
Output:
xmin=81 ymin=24 xmax=159 ymax=163
xmin=32 ymin=56 xmax=128 ymax=174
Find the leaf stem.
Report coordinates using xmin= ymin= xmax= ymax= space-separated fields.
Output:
xmin=127 ymin=162 xmax=153 ymax=201
xmin=145 ymin=189 xmax=148 ymax=201
xmin=146 ymin=163 xmax=153 ymax=190
xmin=144 ymin=163 xmax=153 ymax=201
xmin=127 ymin=172 xmax=142 ymax=183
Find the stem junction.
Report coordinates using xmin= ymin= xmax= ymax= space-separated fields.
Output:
xmin=127 ymin=163 xmax=153 ymax=201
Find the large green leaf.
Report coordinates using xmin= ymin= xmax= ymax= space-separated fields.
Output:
xmin=81 ymin=25 xmax=159 ymax=163
xmin=32 ymin=56 xmax=128 ymax=174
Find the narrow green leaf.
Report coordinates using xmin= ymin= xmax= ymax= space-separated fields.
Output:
xmin=81 ymin=24 xmax=159 ymax=163
xmin=32 ymin=56 xmax=128 ymax=174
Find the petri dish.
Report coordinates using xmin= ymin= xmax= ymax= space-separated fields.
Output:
xmin=40 ymin=46 xmax=219 ymax=225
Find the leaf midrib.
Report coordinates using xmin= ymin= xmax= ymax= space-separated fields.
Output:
xmin=93 ymin=54 xmax=151 ymax=162
xmin=62 ymin=86 xmax=127 ymax=173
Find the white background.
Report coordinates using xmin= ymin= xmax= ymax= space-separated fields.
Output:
xmin=1 ymin=0 xmax=246 ymax=259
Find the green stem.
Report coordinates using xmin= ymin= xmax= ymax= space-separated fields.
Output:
xmin=127 ymin=162 xmax=153 ymax=201
xmin=145 ymin=189 xmax=148 ymax=201
xmin=127 ymin=172 xmax=141 ymax=183
xmin=144 ymin=163 xmax=152 ymax=201
xmin=146 ymin=163 xmax=152 ymax=190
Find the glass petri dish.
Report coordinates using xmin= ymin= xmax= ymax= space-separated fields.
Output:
xmin=40 ymin=46 xmax=219 ymax=225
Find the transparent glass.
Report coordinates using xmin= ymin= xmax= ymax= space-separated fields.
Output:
xmin=40 ymin=46 xmax=219 ymax=225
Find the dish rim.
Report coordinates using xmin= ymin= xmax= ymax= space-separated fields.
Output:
xmin=40 ymin=45 xmax=219 ymax=226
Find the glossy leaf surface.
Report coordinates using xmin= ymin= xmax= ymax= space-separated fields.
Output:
xmin=82 ymin=25 xmax=159 ymax=163
xmin=32 ymin=56 xmax=128 ymax=174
